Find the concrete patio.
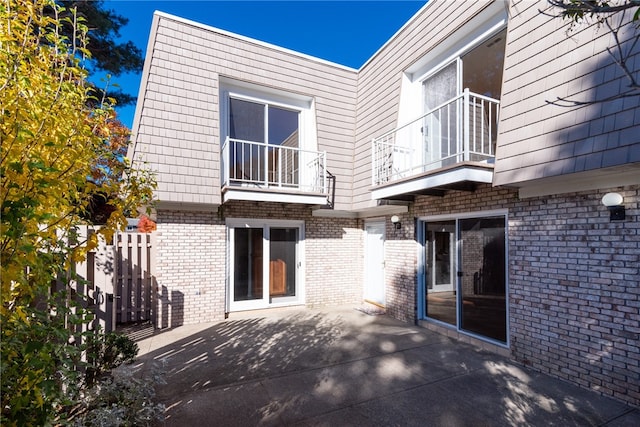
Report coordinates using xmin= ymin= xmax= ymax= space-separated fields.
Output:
xmin=131 ymin=306 xmax=639 ymax=426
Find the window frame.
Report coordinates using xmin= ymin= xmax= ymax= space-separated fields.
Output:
xmin=226 ymin=218 xmax=306 ymax=312
xmin=219 ymin=79 xmax=317 ymax=154
xmin=227 ymin=93 xmax=302 ymax=145
xmin=416 ymin=209 xmax=510 ymax=347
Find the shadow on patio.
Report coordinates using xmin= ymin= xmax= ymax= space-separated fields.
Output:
xmin=131 ymin=306 xmax=638 ymax=426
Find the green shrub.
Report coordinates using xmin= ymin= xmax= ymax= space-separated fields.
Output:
xmin=85 ymin=332 xmax=139 ymax=388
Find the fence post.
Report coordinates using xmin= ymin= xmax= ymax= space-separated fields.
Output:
xmin=71 ymin=225 xmax=89 ymax=336
xmin=150 ymin=231 xmax=158 ymax=328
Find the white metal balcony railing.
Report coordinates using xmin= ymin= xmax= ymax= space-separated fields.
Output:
xmin=372 ymin=89 xmax=499 ymax=186
xmin=222 ymin=137 xmax=328 ymax=194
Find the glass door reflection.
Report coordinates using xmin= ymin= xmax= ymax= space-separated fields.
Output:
xmin=459 ymin=217 xmax=506 ymax=343
xmin=233 ymin=228 xmax=264 ymax=302
xmin=425 ymin=221 xmax=456 ymax=326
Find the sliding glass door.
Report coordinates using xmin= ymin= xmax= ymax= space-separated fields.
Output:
xmin=422 ymin=60 xmax=460 ymax=168
xmin=228 ymin=97 xmax=300 ymax=187
xmin=420 ymin=213 xmax=507 ymax=344
xmin=459 ymin=217 xmax=506 ymax=342
xmin=228 ymin=220 xmax=303 ymax=311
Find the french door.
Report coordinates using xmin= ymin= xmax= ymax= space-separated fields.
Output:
xmin=228 ymin=219 xmax=303 ymax=311
xmin=419 ymin=213 xmax=507 ymax=344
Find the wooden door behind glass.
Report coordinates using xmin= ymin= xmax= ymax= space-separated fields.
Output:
xmin=269 ymin=228 xmax=298 ymax=299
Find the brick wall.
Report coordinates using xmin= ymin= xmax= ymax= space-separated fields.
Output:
xmin=509 ymin=186 xmax=639 ymax=406
xmin=155 ymin=209 xmax=226 ymax=327
xmin=402 ymin=183 xmax=639 ymax=406
xmin=154 ymin=202 xmax=363 ymax=327
xmin=383 ymin=213 xmax=419 ymax=323
xmin=153 ymin=184 xmax=639 ymax=406
xmin=306 ymin=215 xmax=363 ymax=307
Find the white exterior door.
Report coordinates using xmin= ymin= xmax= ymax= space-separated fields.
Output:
xmin=364 ymin=221 xmax=386 ymax=306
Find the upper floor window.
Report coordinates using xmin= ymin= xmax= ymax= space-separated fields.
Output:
xmin=229 ymin=97 xmax=300 ymax=150
xmin=460 ymin=28 xmax=505 ymax=101
xmin=372 ymin=6 xmax=508 ymax=187
xmin=421 ymin=28 xmax=506 ymax=114
xmin=418 ymin=29 xmax=506 ymax=166
xmin=220 ymin=77 xmax=316 ymax=150
xmin=227 ymin=96 xmax=301 ymax=185
xmin=220 ymin=78 xmax=325 ymax=194
xmin=397 ymin=0 xmax=508 ymax=127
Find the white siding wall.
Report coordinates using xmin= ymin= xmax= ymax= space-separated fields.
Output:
xmin=130 ymin=15 xmax=221 ymax=207
xmin=352 ymin=1 xmax=496 ymax=211
xmin=130 ymin=13 xmax=358 ymax=210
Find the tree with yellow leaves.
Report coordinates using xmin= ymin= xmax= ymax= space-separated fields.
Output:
xmin=0 ymin=0 xmax=154 ymax=424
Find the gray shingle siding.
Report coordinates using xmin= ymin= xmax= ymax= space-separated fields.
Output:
xmin=130 ymin=13 xmax=358 ymax=210
xmin=352 ymin=0 xmax=498 ymax=209
xmin=493 ymin=0 xmax=640 ymax=187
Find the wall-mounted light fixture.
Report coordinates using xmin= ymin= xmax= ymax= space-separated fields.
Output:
xmin=391 ymin=215 xmax=401 ymax=230
xmin=602 ymin=192 xmax=625 ymax=221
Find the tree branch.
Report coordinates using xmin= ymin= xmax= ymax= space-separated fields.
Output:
xmin=548 ymin=0 xmax=640 ymax=17
xmin=545 ymin=0 xmax=639 ymax=106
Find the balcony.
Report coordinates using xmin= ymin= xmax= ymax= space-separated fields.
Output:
xmin=372 ymin=89 xmax=499 ymax=200
xmin=221 ymin=137 xmax=329 ymax=205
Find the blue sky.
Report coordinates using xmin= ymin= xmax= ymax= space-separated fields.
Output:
xmin=101 ymin=1 xmax=426 ymax=128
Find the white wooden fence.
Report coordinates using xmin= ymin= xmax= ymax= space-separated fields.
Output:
xmin=74 ymin=226 xmax=155 ymax=332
